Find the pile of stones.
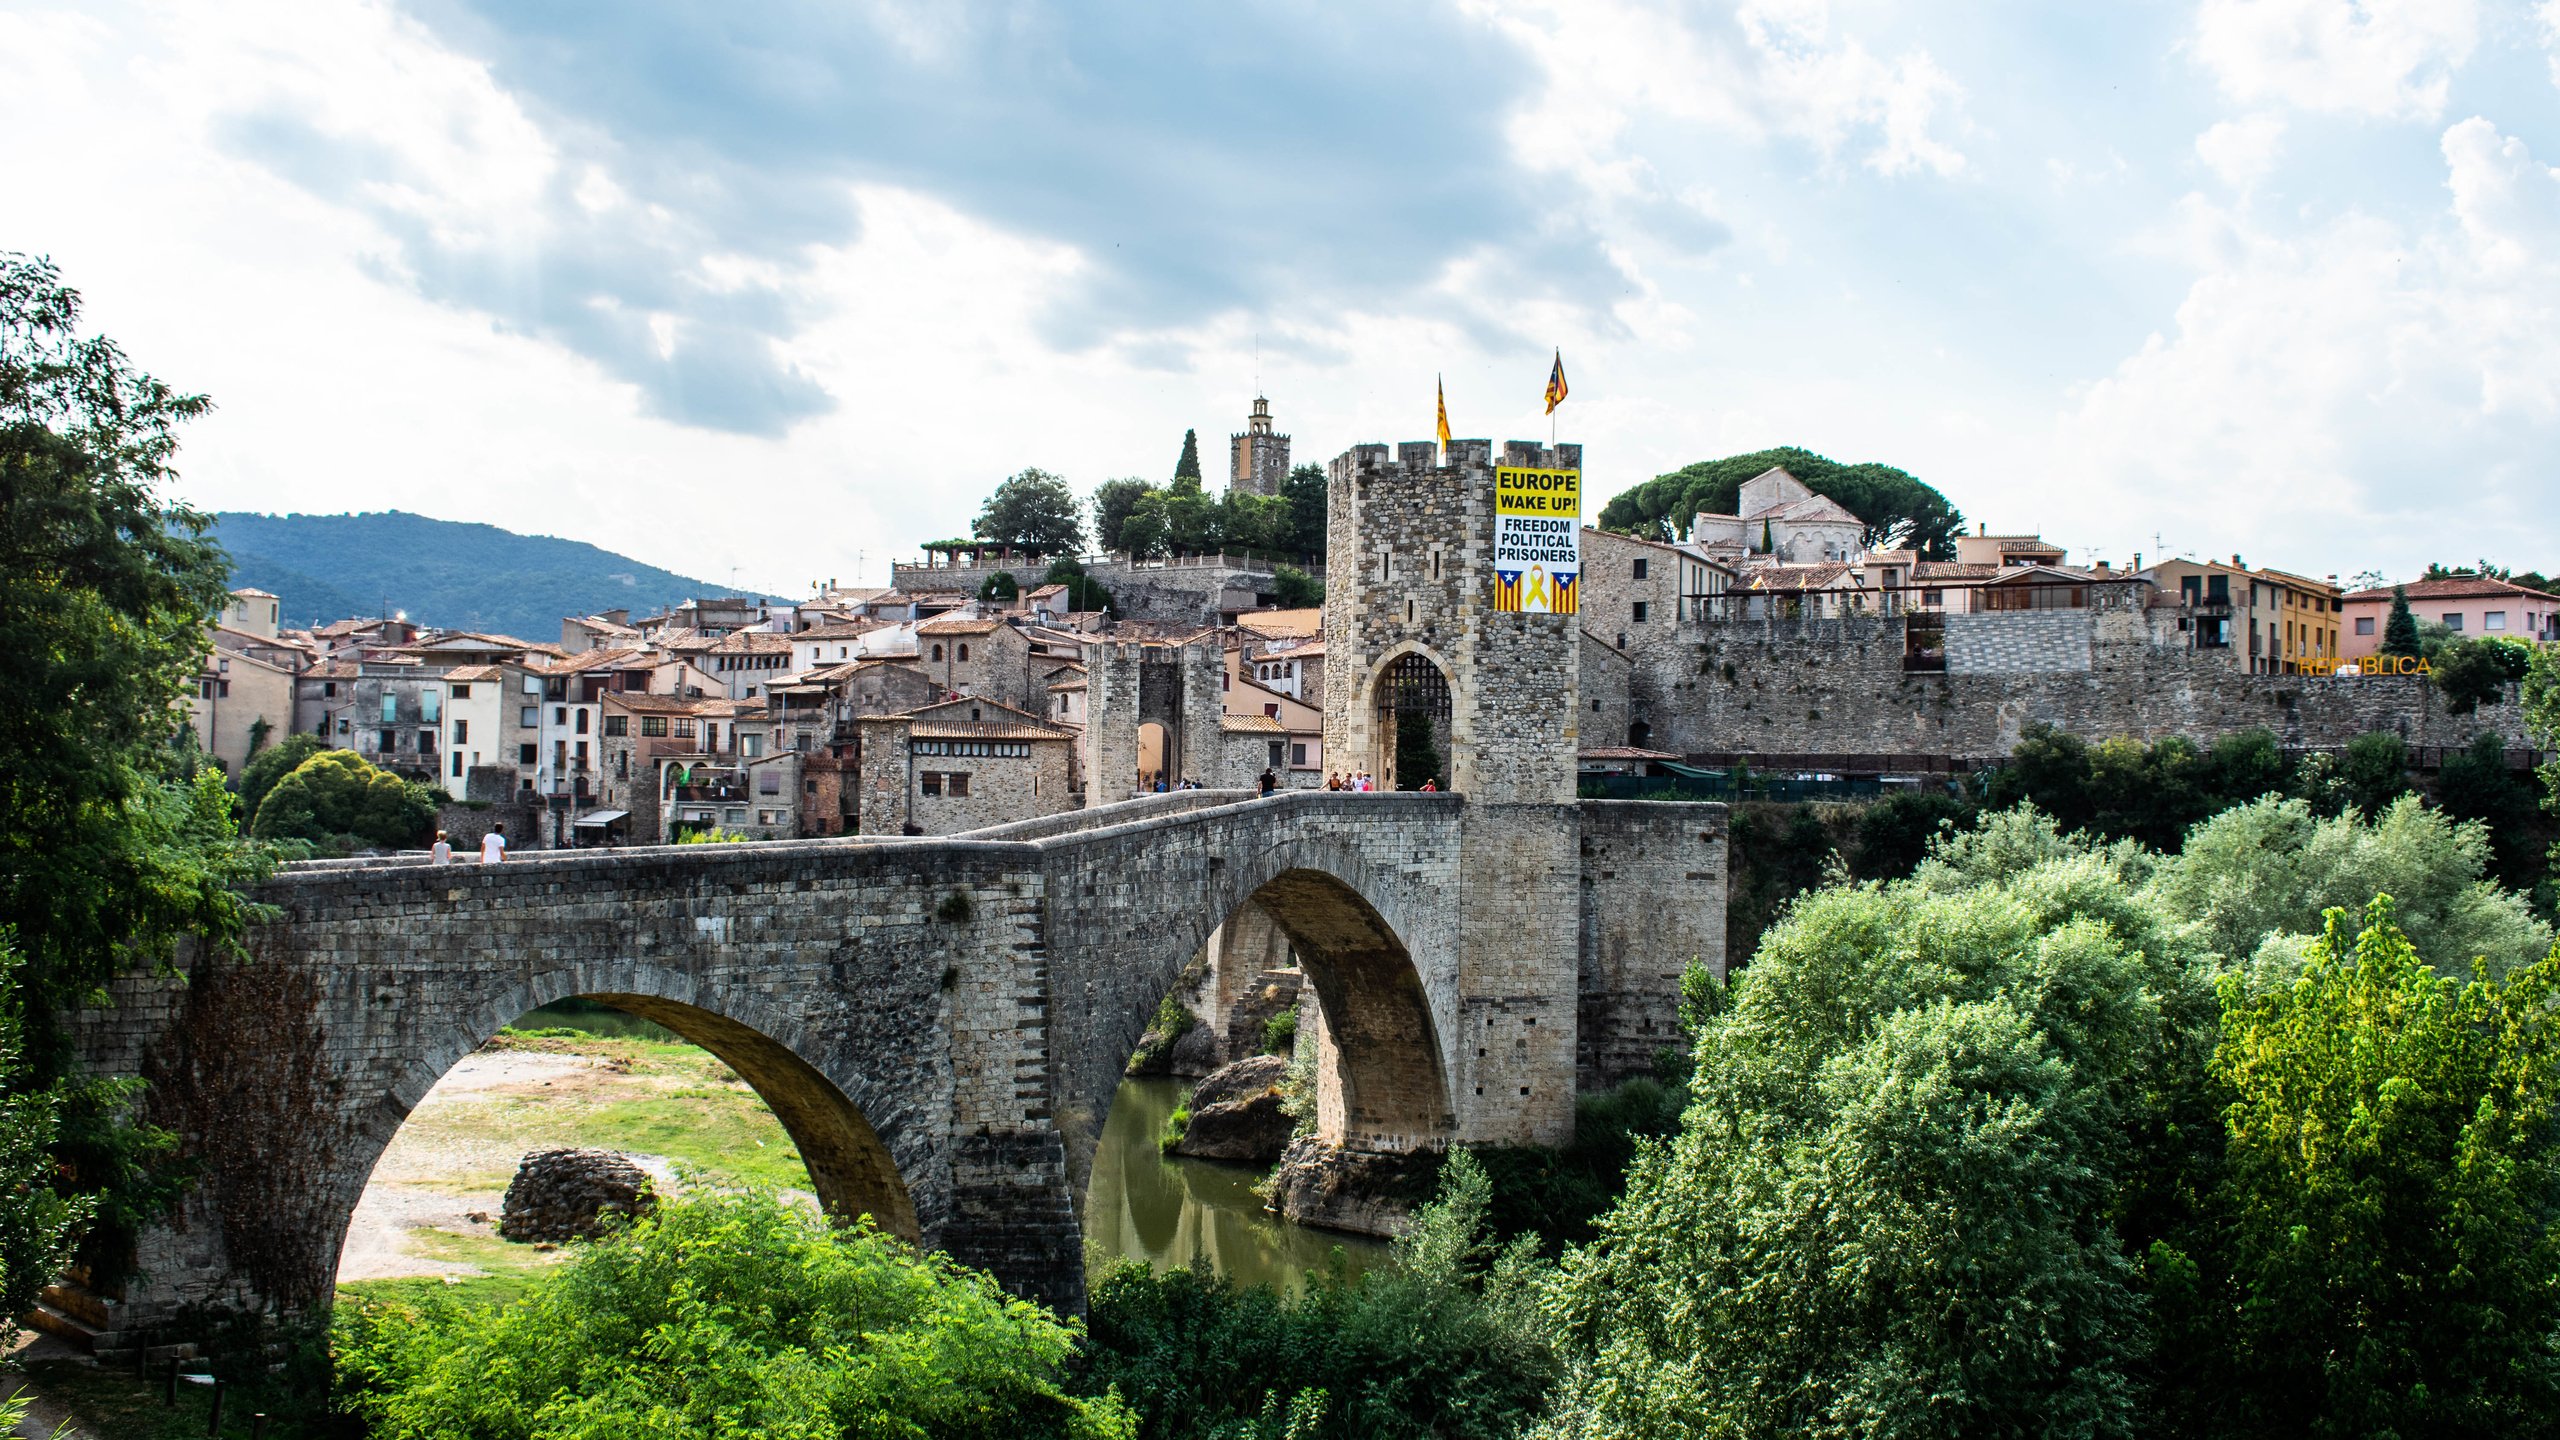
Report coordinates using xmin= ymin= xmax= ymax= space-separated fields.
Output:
xmin=497 ymin=1147 xmax=655 ymax=1243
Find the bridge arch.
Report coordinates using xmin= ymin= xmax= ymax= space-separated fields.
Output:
xmin=339 ymin=960 xmax=923 ymax=1285
xmin=1064 ymin=811 xmax=1459 ymax=1179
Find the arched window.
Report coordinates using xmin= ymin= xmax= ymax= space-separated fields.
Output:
xmin=1628 ymin=720 xmax=1653 ymax=749
xmin=930 ymin=644 xmax=944 ymax=662
xmin=958 ymin=644 xmax=970 ymax=662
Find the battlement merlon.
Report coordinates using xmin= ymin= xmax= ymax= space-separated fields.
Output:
xmin=1326 ymin=440 xmax=1583 ymax=485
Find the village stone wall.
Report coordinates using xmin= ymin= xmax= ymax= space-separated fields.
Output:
xmin=1631 ymin=612 xmax=2532 ymax=759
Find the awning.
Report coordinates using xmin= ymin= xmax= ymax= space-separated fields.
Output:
xmin=572 ymin=809 xmax=630 ymax=828
xmin=1661 ymin=762 xmax=1722 ymax=781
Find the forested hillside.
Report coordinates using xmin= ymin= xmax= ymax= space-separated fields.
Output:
xmin=209 ymin=511 xmax=767 ymax=640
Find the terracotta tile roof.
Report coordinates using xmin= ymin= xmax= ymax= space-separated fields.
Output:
xmin=229 ymin=587 xmax=277 ymax=598
xmin=1260 ymin=639 xmax=1325 ymax=660
xmin=916 ymin=615 xmax=1003 ymax=635
xmin=1913 ymin=562 xmax=2000 ymax=581
xmin=1025 ymin=583 xmax=1068 ymax=600
xmin=442 ymin=665 xmax=506 ymax=682
xmin=1236 ymin=607 xmax=1322 ymax=638
xmin=1581 ymin=526 xmax=1685 ymax=553
xmin=603 ymin=692 xmax=729 ymax=715
xmin=1580 ymin=746 xmax=1682 ymax=761
xmin=1219 ymin=713 xmax=1286 ymax=733
xmin=866 ymin=694 xmax=1073 ymax=741
xmin=2344 ymin=575 xmax=2552 ymax=603
xmin=542 ymin=646 xmax=654 ymax=674
xmin=1747 ymin=563 xmax=1855 ymax=590
xmin=1048 ymin=675 xmax=1088 ymax=691
xmin=794 ymin=621 xmax=883 ymax=639
xmin=705 ymin=630 xmax=797 ymax=655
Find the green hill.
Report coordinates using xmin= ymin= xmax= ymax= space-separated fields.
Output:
xmin=208 ymin=511 xmax=771 ymax=640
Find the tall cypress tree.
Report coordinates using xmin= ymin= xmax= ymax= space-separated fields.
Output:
xmin=2382 ymin=584 xmax=2420 ymax=657
xmin=1174 ymin=429 xmax=1202 ymax=483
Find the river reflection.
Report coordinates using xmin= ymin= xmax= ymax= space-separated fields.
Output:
xmin=1085 ymin=1077 xmax=1393 ymax=1292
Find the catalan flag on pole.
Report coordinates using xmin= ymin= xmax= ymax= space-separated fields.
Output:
xmin=1436 ymin=374 xmax=1451 ymax=453
xmin=1544 ymin=349 xmax=1569 ymax=414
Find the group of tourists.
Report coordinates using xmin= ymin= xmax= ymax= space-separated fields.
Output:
xmin=1321 ymin=772 xmax=1436 ymax=792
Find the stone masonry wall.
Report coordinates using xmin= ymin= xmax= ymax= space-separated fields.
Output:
xmin=1640 ymin=612 xmax=2530 ymax=759
xmin=1577 ymin=800 xmax=1729 ymax=1089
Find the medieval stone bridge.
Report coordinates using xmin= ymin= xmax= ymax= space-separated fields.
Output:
xmin=75 ymin=786 xmax=1724 ymax=1321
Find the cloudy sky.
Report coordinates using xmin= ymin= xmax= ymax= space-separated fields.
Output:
xmin=4 ymin=0 xmax=2555 ymax=593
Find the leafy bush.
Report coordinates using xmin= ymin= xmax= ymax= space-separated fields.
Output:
xmin=2151 ymin=904 xmax=2560 ymax=1436
xmin=1158 ymin=1104 xmax=1192 ymax=1153
xmin=1078 ymin=1152 xmax=1553 ymax=1440
xmin=1126 ymin=991 xmax=1197 ymax=1074
xmin=2147 ymin=794 xmax=2550 ymax=977
xmin=675 ymin=826 xmax=751 ymax=845
xmin=335 ymin=1190 xmax=1134 ymax=1439
xmin=1540 ymin=839 xmax=2204 ymax=1439
xmin=236 ymin=730 xmax=327 ymax=824
xmin=249 ymin=749 xmax=437 ymax=850
xmin=1260 ymin=1008 xmax=1297 ymax=1055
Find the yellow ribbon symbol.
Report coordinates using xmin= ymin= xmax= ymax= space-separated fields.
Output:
xmin=1523 ymin=566 xmax=1551 ymax=611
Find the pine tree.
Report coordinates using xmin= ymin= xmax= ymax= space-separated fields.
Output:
xmin=2382 ymin=584 xmax=2421 ymax=657
xmin=1761 ymin=516 xmax=1775 ymax=554
xmin=1174 ymin=429 xmax=1202 ymax=482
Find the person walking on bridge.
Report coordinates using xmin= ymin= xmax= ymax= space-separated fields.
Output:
xmin=480 ymin=822 xmax=508 ymax=863
xmin=1258 ymin=769 xmax=1278 ymax=797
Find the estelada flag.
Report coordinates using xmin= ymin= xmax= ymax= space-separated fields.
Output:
xmin=1544 ymin=350 xmax=1568 ymax=414
xmin=1436 ymin=374 xmax=1451 ymax=450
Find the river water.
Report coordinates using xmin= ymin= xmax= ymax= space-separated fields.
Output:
xmin=1083 ymin=1077 xmax=1393 ymax=1292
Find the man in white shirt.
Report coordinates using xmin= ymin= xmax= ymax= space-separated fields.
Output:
xmin=480 ymin=822 xmax=508 ymax=863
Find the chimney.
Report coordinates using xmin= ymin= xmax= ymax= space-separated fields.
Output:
xmin=2133 ymin=551 xmax=2143 ymax=570
xmin=2232 ymin=554 xmax=2244 ymax=569
xmin=1978 ymin=522 xmax=1987 ymax=535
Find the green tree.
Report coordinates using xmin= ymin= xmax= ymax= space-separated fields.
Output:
xmin=250 ymin=750 xmax=439 ymax=850
xmin=1174 ymin=427 xmax=1202 ymax=482
xmin=2174 ymin=903 xmax=2560 ymax=1436
xmin=2433 ymin=635 xmax=2534 ymax=714
xmin=2340 ymin=729 xmax=2411 ymax=815
xmin=0 ymin=938 xmax=88 ymax=1343
xmin=1271 ymin=564 xmax=1323 ymax=609
xmin=2381 ymin=584 xmax=2421 ymax=657
xmin=2145 ymin=794 xmax=2550 ymax=978
xmin=972 ymin=467 xmax=1086 ymax=552
xmin=237 ymin=729 xmax=328 ymax=826
xmin=1279 ymin=462 xmax=1329 ymax=559
xmin=0 ymin=254 xmax=272 ymax=1282
xmin=2433 ymin=731 xmax=2551 ymax=895
xmin=1091 ymin=476 xmax=1158 ymax=555
xmin=1596 ymin=446 xmax=1965 ymax=558
xmin=2529 ymin=644 xmax=2560 ymax=901
xmin=979 ymin=570 xmax=1019 ymax=602
xmin=1043 ymin=556 xmax=1115 ymax=616
xmin=337 ymin=1191 xmax=1135 ymax=1439
xmin=1540 ymin=844 xmax=2201 ymax=1439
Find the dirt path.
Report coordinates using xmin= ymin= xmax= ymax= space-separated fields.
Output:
xmin=336 ymin=1048 xmax=676 ymax=1283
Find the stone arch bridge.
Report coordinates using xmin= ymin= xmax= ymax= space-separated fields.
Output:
xmin=74 ymin=788 xmax=1722 ymax=1322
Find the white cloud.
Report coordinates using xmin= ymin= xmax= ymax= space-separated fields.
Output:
xmin=2538 ymin=1 xmax=2560 ymax=90
xmin=2195 ymin=112 xmax=2288 ymax=191
xmin=2189 ymin=0 xmax=2478 ymax=120
xmin=1472 ymin=0 xmax=1970 ymax=183
xmin=2058 ymin=118 xmax=2560 ymax=576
